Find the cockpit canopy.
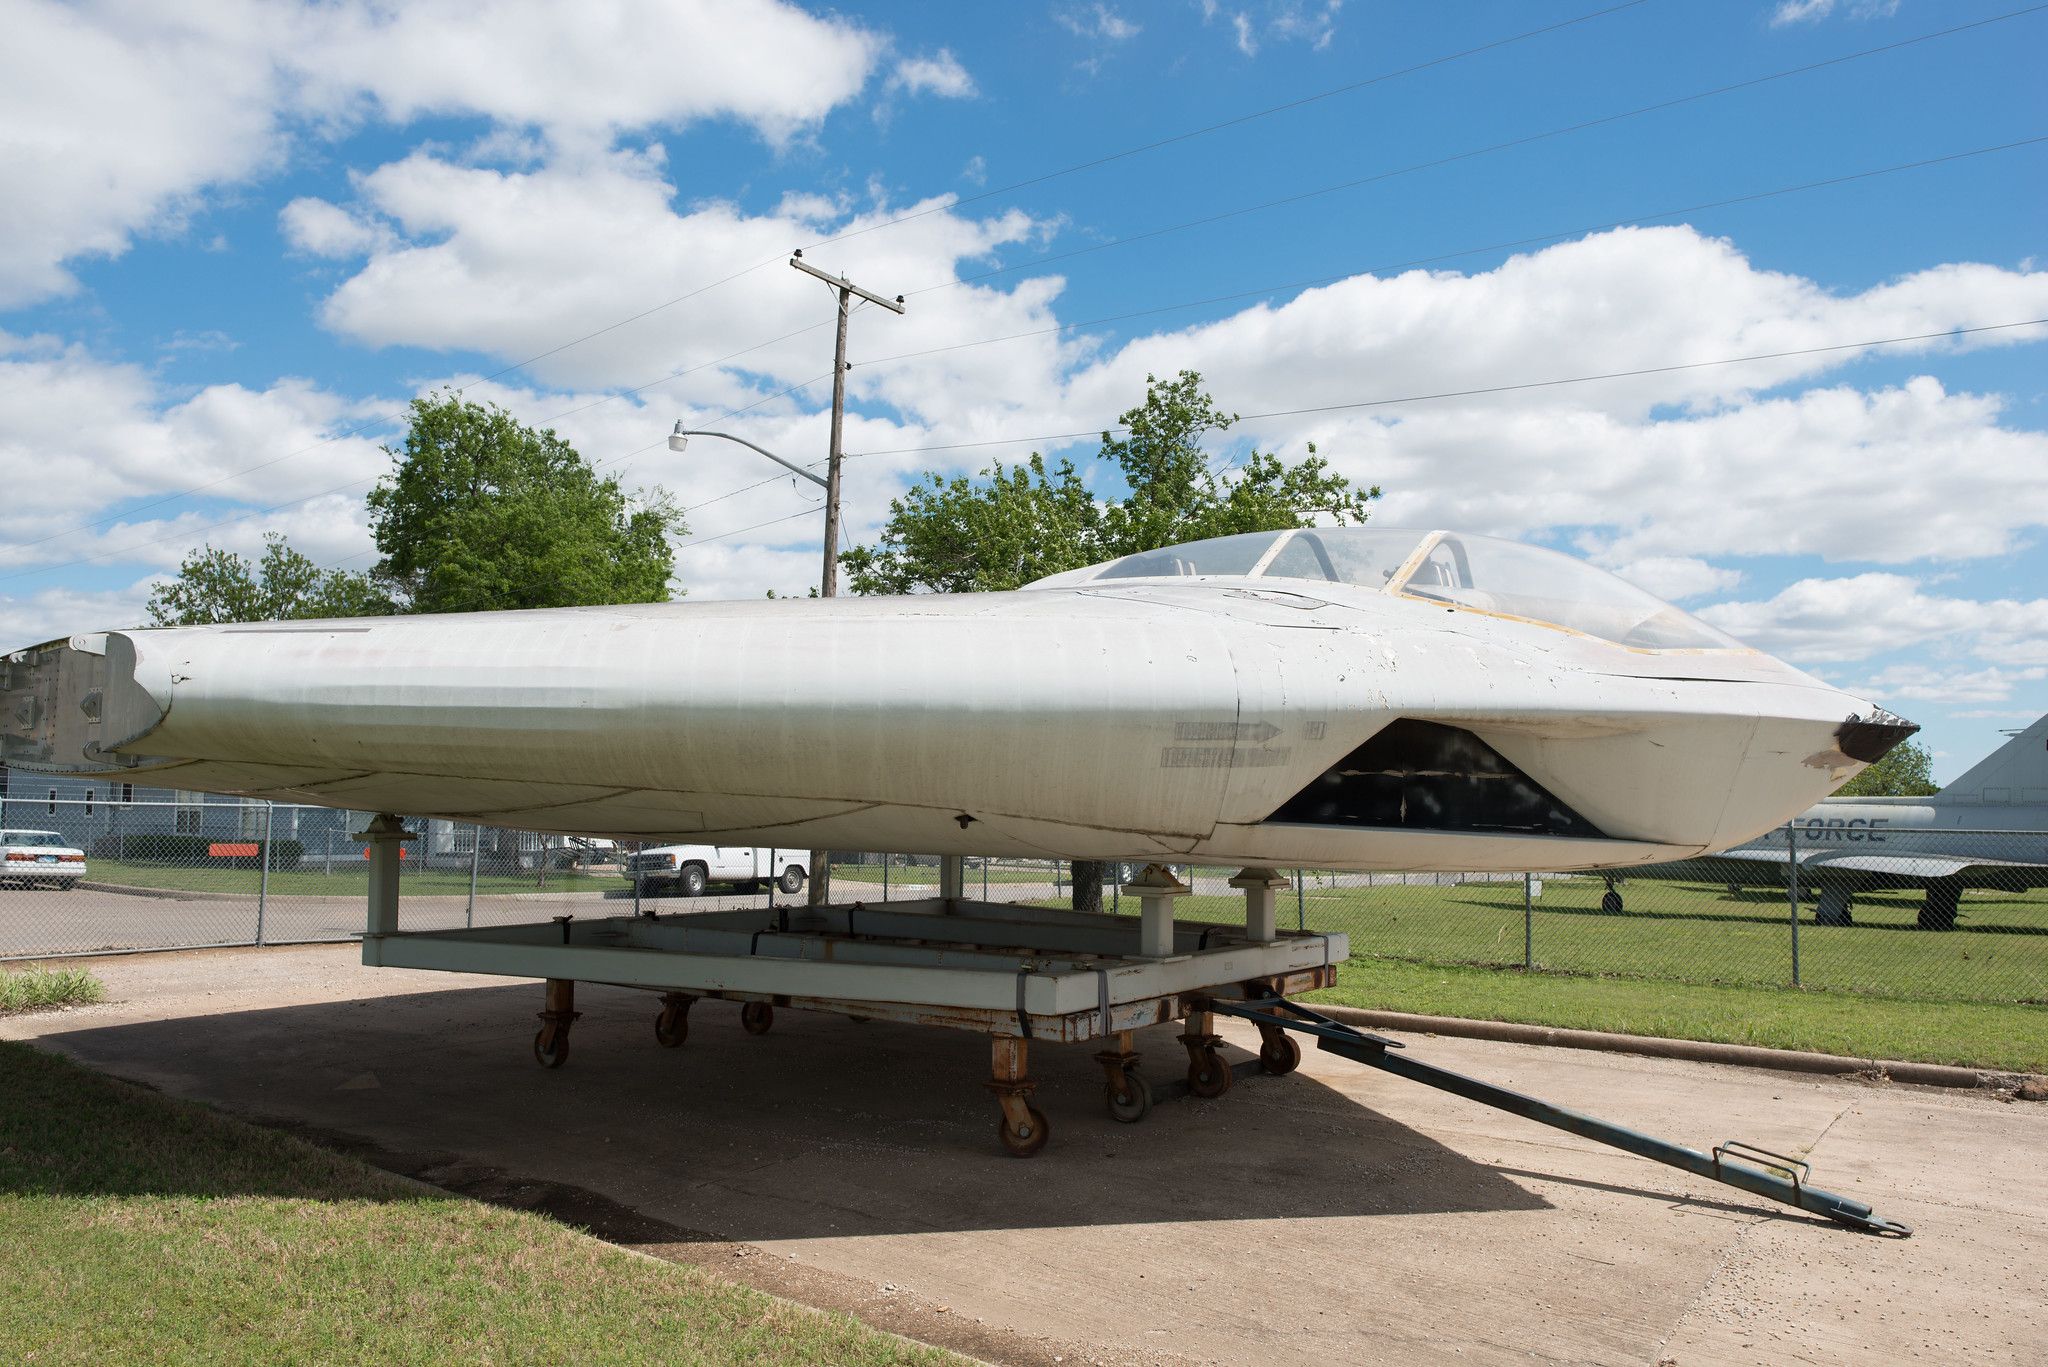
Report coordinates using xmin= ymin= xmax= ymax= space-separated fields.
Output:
xmin=1024 ymin=526 xmax=1745 ymax=652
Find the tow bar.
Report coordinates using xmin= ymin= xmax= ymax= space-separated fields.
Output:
xmin=1204 ymin=995 xmax=1912 ymax=1237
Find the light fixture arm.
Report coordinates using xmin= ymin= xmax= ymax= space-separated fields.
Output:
xmin=672 ymin=427 xmax=827 ymax=489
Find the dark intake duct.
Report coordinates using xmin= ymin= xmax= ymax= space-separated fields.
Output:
xmin=1265 ymin=718 xmax=1605 ymax=838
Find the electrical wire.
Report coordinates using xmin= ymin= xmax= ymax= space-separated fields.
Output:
xmin=905 ymin=6 xmax=2048 ymax=299
xmin=842 ymin=319 xmax=2048 ymax=459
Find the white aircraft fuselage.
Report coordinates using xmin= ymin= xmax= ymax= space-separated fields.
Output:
xmin=2 ymin=527 xmax=1914 ymax=873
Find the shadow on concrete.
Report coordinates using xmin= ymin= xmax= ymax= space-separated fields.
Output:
xmin=34 ymin=979 xmax=1556 ymax=1243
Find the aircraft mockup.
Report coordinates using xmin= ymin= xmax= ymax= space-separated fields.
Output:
xmin=2 ymin=526 xmax=1914 ymax=872
xmin=0 ymin=525 xmax=1938 ymax=1218
xmin=1608 ymin=713 xmax=2048 ymax=929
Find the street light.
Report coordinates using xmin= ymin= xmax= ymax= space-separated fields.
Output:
xmin=668 ymin=423 xmax=827 ymax=491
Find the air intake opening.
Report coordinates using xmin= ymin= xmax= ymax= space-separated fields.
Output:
xmin=1266 ymin=718 xmax=1605 ymax=838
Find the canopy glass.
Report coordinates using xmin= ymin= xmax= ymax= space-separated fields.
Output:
xmin=1027 ymin=526 xmax=1744 ymax=651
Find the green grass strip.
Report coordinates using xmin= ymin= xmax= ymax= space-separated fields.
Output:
xmin=1305 ymin=958 xmax=2048 ymax=1073
xmin=0 ymin=1042 xmax=954 ymax=1366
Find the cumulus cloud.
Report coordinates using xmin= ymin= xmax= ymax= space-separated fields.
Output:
xmin=0 ymin=0 xmax=892 ymax=308
xmin=887 ymin=50 xmax=977 ymax=100
xmin=1770 ymin=0 xmax=1900 ymax=27
xmin=1605 ymin=557 xmax=1745 ymax=601
xmin=279 ymin=198 xmax=394 ymax=259
xmin=1696 ymin=575 xmax=2048 ymax=665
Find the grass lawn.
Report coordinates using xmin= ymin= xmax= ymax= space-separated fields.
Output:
xmin=1025 ymin=873 xmax=2048 ymax=1072
xmin=1302 ymin=958 xmax=2048 ymax=1074
xmin=84 ymin=857 xmax=620 ymax=899
xmin=0 ymin=1041 xmax=951 ymax=1366
xmin=831 ymin=864 xmax=1050 ymax=886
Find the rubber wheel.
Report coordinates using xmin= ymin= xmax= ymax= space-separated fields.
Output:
xmin=740 ymin=1001 xmax=774 ymax=1035
xmin=1187 ymin=1050 xmax=1234 ymax=1099
xmin=678 ymin=864 xmax=708 ymax=897
xmin=1106 ymin=1071 xmax=1152 ymax=1123
xmin=778 ymin=866 xmax=805 ymax=894
xmin=533 ymin=1026 xmax=569 ymax=1069
xmin=655 ymin=1002 xmax=689 ymax=1049
xmin=1258 ymin=1034 xmax=1301 ymax=1076
xmin=998 ymin=1106 xmax=1051 ymax=1157
xmin=1599 ymin=889 xmax=1624 ymax=916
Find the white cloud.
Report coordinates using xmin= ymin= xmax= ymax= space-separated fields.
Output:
xmin=887 ymin=50 xmax=977 ymax=100
xmin=1696 ymin=575 xmax=2048 ymax=665
xmin=1201 ymin=2 xmax=1342 ymax=57
xmin=1056 ymin=5 xmax=1141 ymax=42
xmin=1605 ymin=557 xmax=1744 ymax=601
xmin=1854 ymin=663 xmax=2048 ymax=704
xmin=0 ymin=0 xmax=891 ymax=308
xmin=279 ymin=198 xmax=394 ymax=259
xmin=1770 ymin=0 xmax=1900 ymax=27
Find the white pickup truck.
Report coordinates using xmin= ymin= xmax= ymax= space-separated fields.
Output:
xmin=623 ymin=845 xmax=806 ymax=897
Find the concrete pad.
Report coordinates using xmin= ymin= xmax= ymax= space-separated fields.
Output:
xmin=7 ymin=944 xmax=2043 ymax=1366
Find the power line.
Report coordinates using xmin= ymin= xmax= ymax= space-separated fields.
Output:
xmin=905 ymin=6 xmax=2048 ymax=299
xmin=670 ymin=505 xmax=824 ymax=553
xmin=854 ymin=136 xmax=2048 ymax=375
xmin=842 ymin=319 xmax=2048 ymax=459
xmin=16 ymin=4 xmax=1660 ymax=556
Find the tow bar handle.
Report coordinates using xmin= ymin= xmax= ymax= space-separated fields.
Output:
xmin=1206 ymin=996 xmax=1912 ymax=1237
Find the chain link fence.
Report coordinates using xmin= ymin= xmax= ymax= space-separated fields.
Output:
xmin=4 ymin=798 xmax=2044 ymax=1010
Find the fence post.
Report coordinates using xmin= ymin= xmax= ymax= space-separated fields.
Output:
xmin=467 ymin=826 xmax=480 ymax=929
xmin=882 ymin=857 xmax=889 ymax=901
xmin=982 ymin=858 xmax=988 ymax=901
xmin=1523 ymin=871 xmax=1533 ymax=970
xmin=256 ymin=801 xmax=272 ymax=946
xmin=1296 ymin=868 xmax=1306 ymax=931
xmin=1786 ymin=821 xmax=1801 ymax=986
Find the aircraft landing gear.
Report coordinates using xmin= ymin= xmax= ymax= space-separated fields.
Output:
xmin=533 ymin=978 xmax=579 ymax=1068
xmin=1600 ymin=876 xmax=1625 ymax=916
xmin=739 ymin=1001 xmax=775 ymax=1035
xmin=1918 ymin=878 xmax=1962 ymax=932
xmin=1814 ymin=886 xmax=1854 ymax=926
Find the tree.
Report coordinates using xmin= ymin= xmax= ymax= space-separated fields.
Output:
xmin=367 ymin=392 xmax=683 ymax=614
xmin=1836 ymin=739 xmax=1939 ymax=798
xmin=843 ymin=370 xmax=1380 ymax=910
xmin=147 ymin=533 xmax=393 ymax=626
xmin=844 ymin=370 xmax=1378 ymax=596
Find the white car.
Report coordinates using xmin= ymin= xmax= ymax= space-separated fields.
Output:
xmin=0 ymin=829 xmax=87 ymax=889
xmin=623 ymin=844 xmax=805 ymax=897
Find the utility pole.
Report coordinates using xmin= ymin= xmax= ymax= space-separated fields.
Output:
xmin=789 ymin=252 xmax=905 ymax=904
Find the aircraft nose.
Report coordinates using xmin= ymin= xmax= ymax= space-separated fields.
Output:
xmin=1835 ymin=708 xmax=1919 ymax=763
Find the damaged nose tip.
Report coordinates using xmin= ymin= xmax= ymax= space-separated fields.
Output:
xmin=1836 ymin=709 xmax=1919 ymax=764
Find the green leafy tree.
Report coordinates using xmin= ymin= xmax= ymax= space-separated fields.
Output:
xmin=147 ymin=533 xmax=393 ymax=626
xmin=843 ymin=369 xmax=1380 ymax=909
xmin=1836 ymin=739 xmax=1939 ymax=798
xmin=368 ymin=392 xmax=683 ymax=613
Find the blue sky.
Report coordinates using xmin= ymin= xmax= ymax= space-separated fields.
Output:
xmin=1 ymin=0 xmax=2043 ymax=781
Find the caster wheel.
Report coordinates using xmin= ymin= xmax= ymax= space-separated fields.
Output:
xmin=1106 ymin=1071 xmax=1152 ymax=1124
xmin=1600 ymin=889 xmax=1624 ymax=915
xmin=654 ymin=999 xmax=690 ymax=1049
xmin=998 ymin=1106 xmax=1051 ymax=1157
xmin=1187 ymin=1049 xmax=1233 ymax=1099
xmin=740 ymin=1001 xmax=774 ymax=1035
xmin=1258 ymin=1034 xmax=1301 ymax=1076
xmin=533 ymin=1026 xmax=569 ymax=1069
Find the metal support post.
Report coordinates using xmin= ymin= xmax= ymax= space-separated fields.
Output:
xmin=356 ymin=814 xmax=414 ymax=964
xmin=1787 ymin=821 xmax=1801 ymax=986
xmin=1523 ymin=872 xmax=1534 ymax=970
xmin=1295 ymin=868 xmax=1306 ymax=931
xmin=1122 ymin=864 xmax=1191 ymax=958
xmin=1229 ymin=867 xmax=1288 ymax=943
xmin=882 ymin=858 xmax=889 ymax=900
xmin=467 ymin=825 xmax=480 ymax=928
xmin=256 ymin=801 xmax=273 ymax=946
xmin=939 ymin=854 xmax=965 ymax=911
xmin=982 ymin=858 xmax=989 ymax=901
